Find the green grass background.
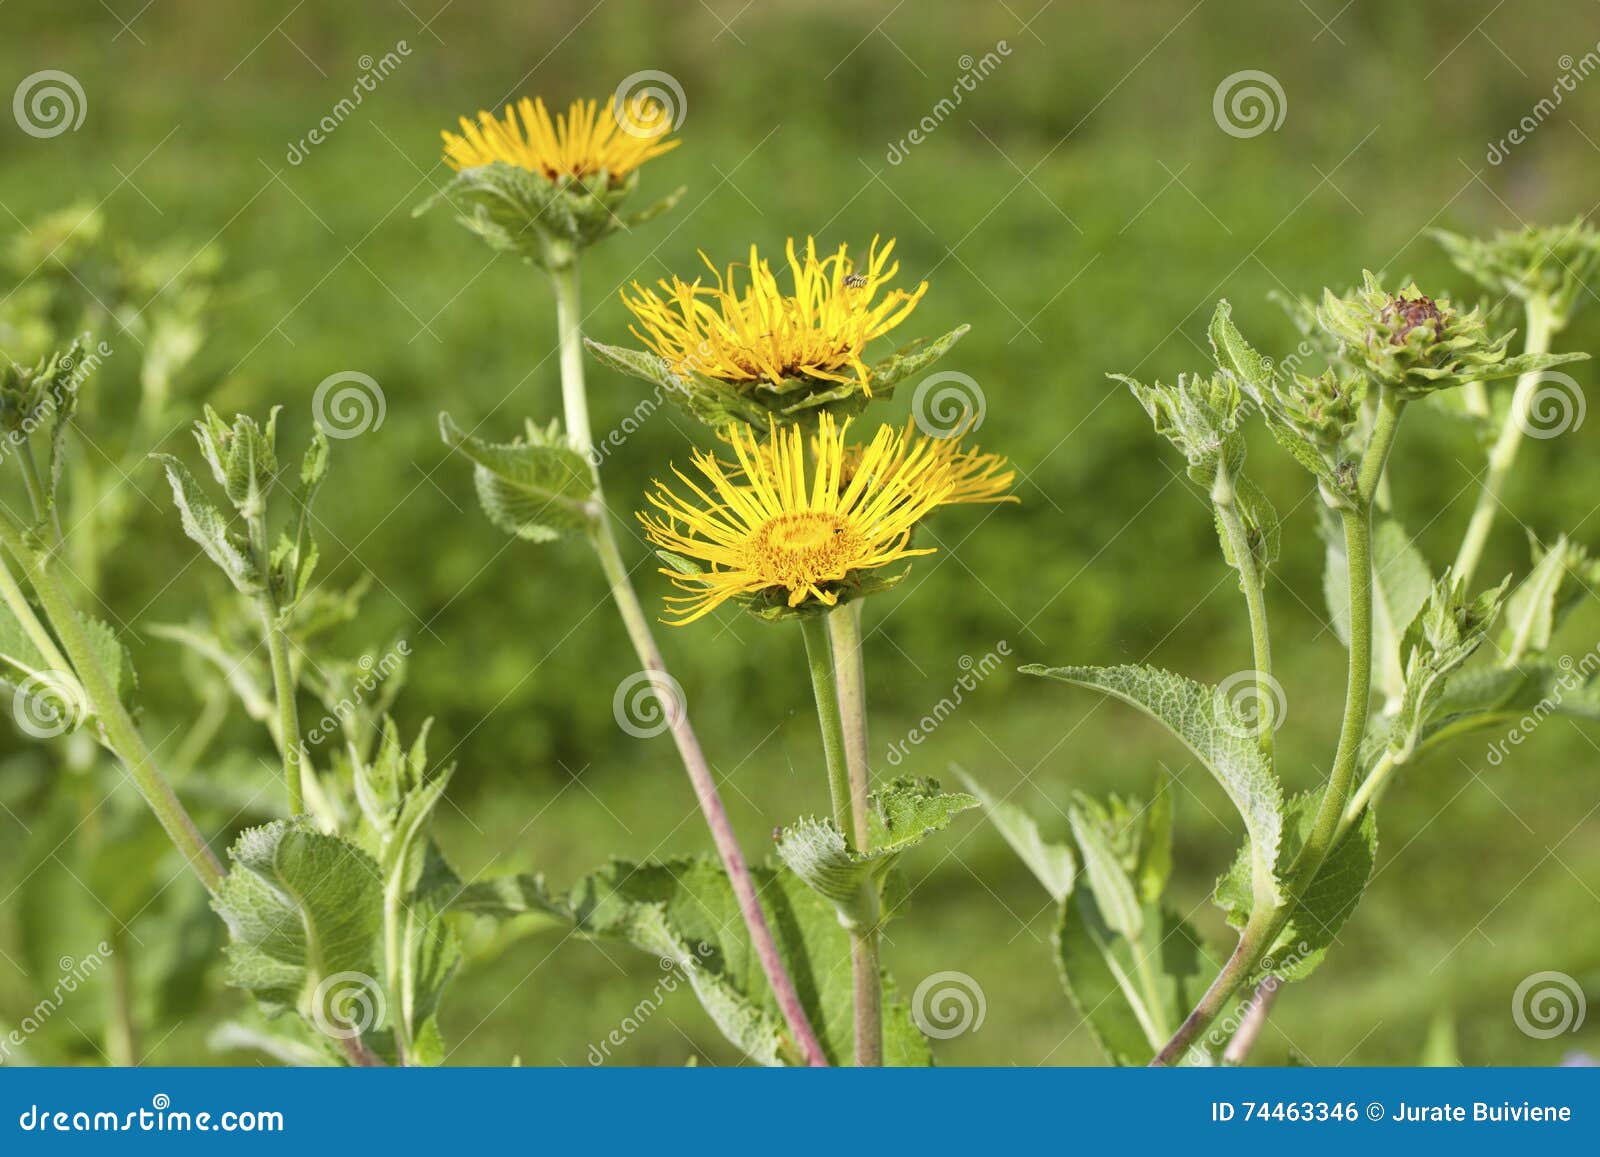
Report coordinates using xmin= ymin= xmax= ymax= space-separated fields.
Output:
xmin=0 ymin=0 xmax=1597 ymax=1065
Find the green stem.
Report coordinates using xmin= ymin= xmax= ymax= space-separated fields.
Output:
xmin=827 ymin=602 xmax=873 ymax=849
xmin=248 ymin=510 xmax=304 ymax=817
xmin=1153 ymin=388 xmax=1406 ymax=1066
xmin=1339 ymin=749 xmax=1398 ymax=838
xmin=1212 ymin=468 xmax=1275 ymax=764
xmin=1453 ymin=298 xmax=1555 ymax=587
xmin=549 ymin=263 xmax=829 ymax=1068
xmin=257 ymin=599 xmax=304 ymax=817
xmin=800 ymin=611 xmax=882 ymax=1066
xmin=800 ymin=615 xmax=854 ymax=834
xmin=826 ymin=603 xmax=884 ymax=1066
xmin=0 ymin=519 xmax=224 ymax=895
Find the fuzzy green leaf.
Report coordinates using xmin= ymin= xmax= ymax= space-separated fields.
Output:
xmin=439 ymin=413 xmax=594 ymax=543
xmin=154 ymin=454 xmax=260 ymax=594
xmin=214 ymin=821 xmax=386 ymax=1046
xmin=1022 ymin=663 xmax=1284 ymax=909
xmin=448 ymin=873 xmax=569 ymax=925
xmin=1056 ymin=891 xmax=1215 ymax=1066
xmin=775 ymin=777 xmax=976 ymax=927
xmin=1214 ymin=791 xmax=1377 ymax=982
xmin=570 ymin=857 xmax=931 ymax=1066
xmin=954 ymin=767 xmax=1076 ymax=903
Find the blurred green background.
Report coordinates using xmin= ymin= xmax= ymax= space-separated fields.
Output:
xmin=1 ymin=0 xmax=1597 ymax=1066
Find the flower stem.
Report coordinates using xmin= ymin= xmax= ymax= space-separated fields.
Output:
xmin=549 ymin=262 xmax=828 ymax=1068
xmin=801 ymin=611 xmax=883 ymax=1066
xmin=0 ymin=517 xmax=224 ymax=896
xmin=827 ymin=603 xmax=873 ymax=849
xmin=1212 ymin=468 xmax=1275 ymax=764
xmin=1452 ymin=297 xmax=1555 ymax=587
xmin=258 ymin=600 xmax=305 ymax=817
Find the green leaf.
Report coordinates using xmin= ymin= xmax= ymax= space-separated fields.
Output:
xmin=1499 ymin=535 xmax=1585 ymax=664
xmin=153 ymin=454 xmax=259 ymax=594
xmin=570 ymin=857 xmax=931 ymax=1066
xmin=448 ymin=873 xmax=569 ymax=925
xmin=1137 ymin=773 xmax=1174 ymax=904
xmin=1022 ymin=663 xmax=1284 ymax=909
xmin=0 ymin=602 xmax=133 ymax=729
xmin=1214 ymin=791 xmax=1377 ymax=982
xmin=214 ymin=821 xmax=385 ymax=1047
xmin=954 ymin=767 xmax=1076 ymax=903
xmin=865 ymin=324 xmax=971 ymax=393
xmin=1208 ymin=299 xmax=1273 ymax=392
xmin=439 ymin=413 xmax=594 ymax=543
xmin=775 ymin=776 xmax=976 ymax=928
xmin=1069 ymin=804 xmax=1143 ymax=941
xmin=1056 ymin=891 xmax=1216 ymax=1065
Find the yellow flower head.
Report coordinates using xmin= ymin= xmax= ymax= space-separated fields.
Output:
xmin=621 ymin=236 xmax=928 ymax=391
xmin=640 ymin=416 xmax=958 ymax=625
xmin=441 ymin=95 xmax=679 ymax=182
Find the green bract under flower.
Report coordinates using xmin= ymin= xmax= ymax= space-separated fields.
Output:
xmin=0 ymin=339 xmax=81 ymax=434
xmin=414 ymin=161 xmax=682 ymax=271
xmin=1316 ymin=271 xmax=1584 ymax=398
xmin=1434 ymin=218 xmax=1600 ymax=330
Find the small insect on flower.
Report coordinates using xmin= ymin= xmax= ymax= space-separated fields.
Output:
xmin=621 ymin=236 xmax=927 ymax=391
xmin=639 ymin=415 xmax=996 ymax=625
xmin=440 ymin=95 xmax=680 ymax=182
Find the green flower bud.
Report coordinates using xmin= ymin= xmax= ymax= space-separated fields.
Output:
xmin=1434 ymin=218 xmax=1600 ymax=331
xmin=1317 ymin=271 xmax=1583 ymax=398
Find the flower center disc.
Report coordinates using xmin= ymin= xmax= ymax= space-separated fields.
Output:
xmin=747 ymin=512 xmax=862 ymax=588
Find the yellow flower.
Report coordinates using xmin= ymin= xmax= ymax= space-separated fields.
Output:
xmin=621 ymin=236 xmax=928 ymax=390
xmin=728 ymin=420 xmax=1018 ymax=507
xmin=441 ymin=95 xmax=679 ymax=182
xmin=639 ymin=416 xmax=956 ymax=625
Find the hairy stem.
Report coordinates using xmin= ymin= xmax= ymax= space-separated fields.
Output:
xmin=827 ymin=604 xmax=884 ymax=1065
xmin=827 ymin=602 xmax=873 ymax=849
xmin=1452 ymin=297 xmax=1555 ymax=587
xmin=0 ymin=518 xmax=224 ymax=895
xmin=247 ymin=510 xmax=305 ymax=817
xmin=801 ymin=612 xmax=882 ymax=1066
xmin=551 ymin=262 xmax=828 ymax=1068
xmin=1212 ymin=468 xmax=1276 ymax=764
xmin=1153 ymin=388 xmax=1406 ymax=1066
